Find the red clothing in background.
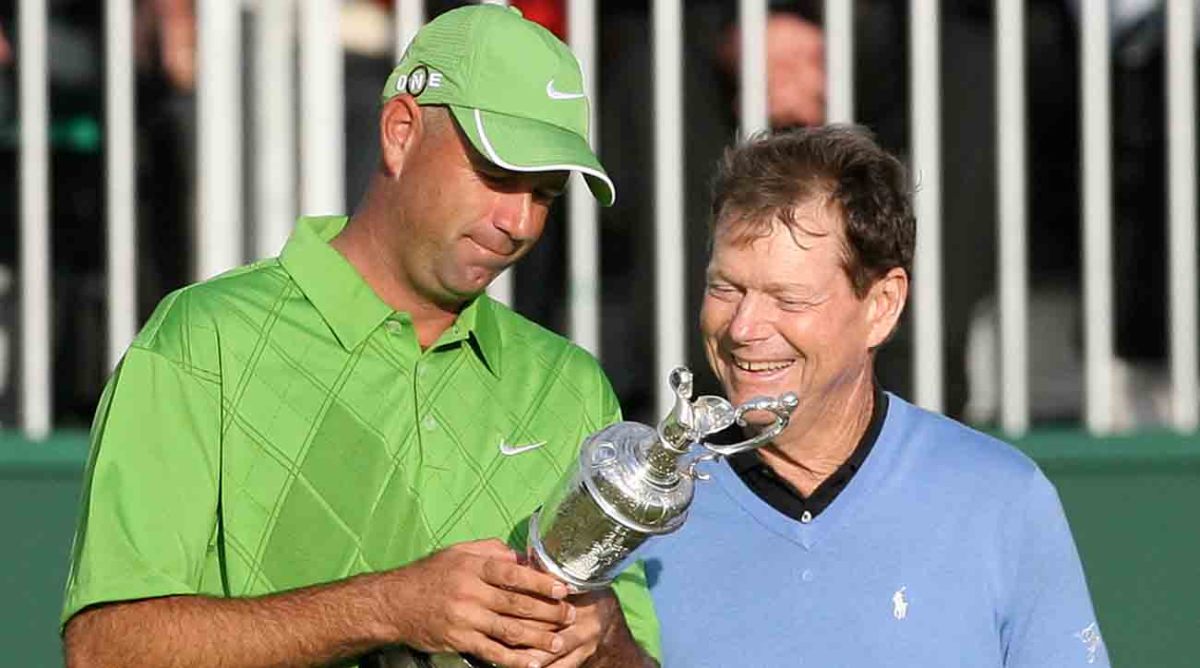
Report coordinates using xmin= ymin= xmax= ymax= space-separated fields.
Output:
xmin=512 ymin=0 xmax=566 ymax=40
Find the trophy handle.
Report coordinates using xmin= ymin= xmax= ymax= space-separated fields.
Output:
xmin=699 ymin=392 xmax=799 ymax=457
xmin=657 ymin=367 xmax=698 ymax=451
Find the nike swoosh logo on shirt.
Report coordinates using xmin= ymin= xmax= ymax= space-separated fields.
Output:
xmin=499 ymin=439 xmax=548 ymax=456
xmin=546 ymin=80 xmax=585 ymax=100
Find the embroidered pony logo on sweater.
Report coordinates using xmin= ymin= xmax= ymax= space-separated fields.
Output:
xmin=892 ymin=586 xmax=909 ymax=620
xmin=1075 ymin=622 xmax=1103 ymax=663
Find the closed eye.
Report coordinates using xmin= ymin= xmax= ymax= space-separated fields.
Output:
xmin=707 ymin=282 xmax=742 ymax=300
xmin=777 ymin=299 xmax=815 ymax=312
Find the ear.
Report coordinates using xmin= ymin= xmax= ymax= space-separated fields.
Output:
xmin=379 ymin=95 xmax=423 ymax=178
xmin=865 ymin=267 xmax=908 ymax=349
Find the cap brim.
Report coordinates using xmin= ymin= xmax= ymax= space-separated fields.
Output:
xmin=449 ymin=106 xmax=615 ymax=207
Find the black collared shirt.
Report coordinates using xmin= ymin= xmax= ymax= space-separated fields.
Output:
xmin=727 ymin=387 xmax=889 ymax=523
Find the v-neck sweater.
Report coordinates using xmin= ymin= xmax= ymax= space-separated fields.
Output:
xmin=639 ymin=393 xmax=1108 ymax=667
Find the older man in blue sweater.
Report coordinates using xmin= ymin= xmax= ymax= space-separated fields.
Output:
xmin=640 ymin=126 xmax=1108 ymax=667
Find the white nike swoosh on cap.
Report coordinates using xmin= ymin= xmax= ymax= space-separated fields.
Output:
xmin=499 ymin=439 xmax=548 ymax=456
xmin=546 ymin=80 xmax=585 ymax=100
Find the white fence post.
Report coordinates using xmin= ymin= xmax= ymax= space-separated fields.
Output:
xmin=567 ymin=0 xmax=601 ymax=355
xmin=653 ymin=0 xmax=685 ymax=418
xmin=1166 ymin=0 xmax=1199 ymax=432
xmin=1080 ymin=0 xmax=1115 ymax=434
xmin=996 ymin=0 xmax=1029 ymax=434
xmin=197 ymin=0 xmax=244 ymax=279
xmin=911 ymin=0 xmax=944 ymax=414
xmin=825 ymin=0 xmax=855 ymax=123
xmin=18 ymin=0 xmax=52 ymax=438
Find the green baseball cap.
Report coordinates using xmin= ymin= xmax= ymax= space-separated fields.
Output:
xmin=382 ymin=4 xmax=614 ymax=206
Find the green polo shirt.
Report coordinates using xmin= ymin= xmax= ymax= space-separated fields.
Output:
xmin=63 ymin=215 xmax=660 ymax=661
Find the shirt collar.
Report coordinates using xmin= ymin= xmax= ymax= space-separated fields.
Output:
xmin=428 ymin=292 xmax=504 ymax=377
xmin=280 ymin=216 xmax=391 ymax=351
xmin=279 ymin=215 xmax=503 ymax=374
xmin=729 ymin=383 xmax=889 ymax=477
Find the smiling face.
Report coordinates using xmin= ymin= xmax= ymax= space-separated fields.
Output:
xmin=392 ymin=108 xmax=568 ymax=306
xmin=701 ymin=201 xmax=899 ymax=432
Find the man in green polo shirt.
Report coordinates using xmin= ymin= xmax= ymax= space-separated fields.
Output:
xmin=62 ymin=6 xmax=658 ymax=668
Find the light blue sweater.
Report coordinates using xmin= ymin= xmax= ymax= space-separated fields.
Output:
xmin=640 ymin=394 xmax=1109 ymax=667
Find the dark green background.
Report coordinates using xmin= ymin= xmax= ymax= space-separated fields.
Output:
xmin=4 ymin=430 xmax=1197 ymax=666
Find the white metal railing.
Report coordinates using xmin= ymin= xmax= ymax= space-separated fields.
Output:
xmin=394 ymin=0 xmax=425 ymax=56
xmin=995 ymin=0 xmax=1029 ymax=433
xmin=197 ymin=0 xmax=244 ymax=280
xmin=910 ymin=0 xmax=944 ymax=414
xmin=10 ymin=0 xmax=1200 ymax=438
xmin=18 ymin=0 xmax=51 ymax=439
xmin=299 ymin=0 xmax=345 ymax=221
xmin=567 ymin=0 xmax=600 ymax=355
xmin=653 ymin=0 xmax=685 ymax=418
xmin=1167 ymin=0 xmax=1200 ymax=432
xmin=483 ymin=1 xmax=513 ymax=306
xmin=105 ymin=0 xmax=137 ymax=371
xmin=1080 ymin=1 xmax=1115 ymax=434
xmin=824 ymin=0 xmax=854 ymax=124
xmin=739 ymin=0 xmax=768 ymax=137
xmin=255 ymin=0 xmax=297 ymax=259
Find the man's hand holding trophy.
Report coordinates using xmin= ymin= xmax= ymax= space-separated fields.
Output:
xmin=379 ymin=367 xmax=798 ymax=667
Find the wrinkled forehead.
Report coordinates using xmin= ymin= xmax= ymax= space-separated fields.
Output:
xmin=713 ymin=196 xmax=844 ymax=250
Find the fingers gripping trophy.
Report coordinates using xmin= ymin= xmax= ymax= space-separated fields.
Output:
xmin=381 ymin=367 xmax=798 ymax=667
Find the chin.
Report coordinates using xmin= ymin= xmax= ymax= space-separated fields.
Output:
xmin=443 ymin=267 xmax=495 ymax=297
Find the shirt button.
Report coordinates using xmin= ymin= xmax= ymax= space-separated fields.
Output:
xmin=801 ymin=569 xmax=815 ymax=582
xmin=422 ymin=416 xmax=438 ymax=431
xmin=386 ymin=321 xmax=403 ymax=334
xmin=800 ymin=510 xmax=813 ymax=524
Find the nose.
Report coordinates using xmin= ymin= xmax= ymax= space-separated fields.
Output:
xmin=491 ymin=189 xmax=544 ymax=243
xmin=726 ymin=292 xmax=773 ymax=344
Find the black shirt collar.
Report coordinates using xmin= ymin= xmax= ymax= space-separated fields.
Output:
xmin=727 ymin=385 xmax=888 ymax=523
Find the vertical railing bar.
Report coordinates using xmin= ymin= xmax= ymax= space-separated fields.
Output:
xmin=487 ymin=270 xmax=514 ymax=306
xmin=299 ymin=0 xmax=345 ymax=217
xmin=255 ymin=0 xmax=297 ymax=259
xmin=996 ymin=0 xmax=1029 ymax=434
xmin=18 ymin=0 xmax=52 ymax=438
xmin=825 ymin=0 xmax=855 ymax=123
xmin=106 ymin=0 xmax=138 ymax=368
xmin=1166 ymin=0 xmax=1199 ymax=432
xmin=653 ymin=0 xmax=685 ymax=418
xmin=910 ymin=0 xmax=944 ymax=413
xmin=1081 ymin=0 xmax=1114 ymax=434
xmin=197 ymin=0 xmax=244 ymax=279
xmin=567 ymin=0 xmax=600 ymax=355
xmin=739 ymin=0 xmax=768 ymax=137
xmin=395 ymin=0 xmax=425 ymax=58
xmin=484 ymin=0 xmax=513 ymax=306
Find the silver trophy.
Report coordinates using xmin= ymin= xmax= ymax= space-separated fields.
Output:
xmin=372 ymin=367 xmax=798 ymax=667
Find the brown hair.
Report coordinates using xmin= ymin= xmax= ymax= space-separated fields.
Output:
xmin=710 ymin=125 xmax=916 ymax=298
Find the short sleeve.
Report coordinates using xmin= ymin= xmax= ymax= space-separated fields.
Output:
xmin=62 ymin=324 xmax=222 ymax=626
xmin=598 ymin=368 xmax=623 ymax=427
xmin=1001 ymin=471 xmax=1110 ymax=667
xmin=612 ymin=560 xmax=663 ymax=663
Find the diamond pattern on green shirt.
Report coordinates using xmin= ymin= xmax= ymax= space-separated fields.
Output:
xmin=63 ymin=216 xmax=660 ymax=662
